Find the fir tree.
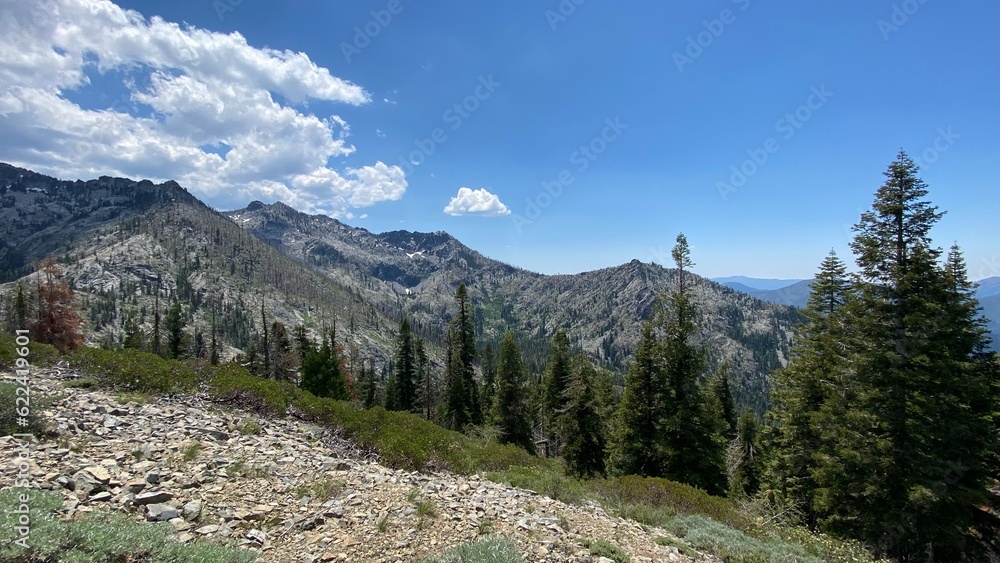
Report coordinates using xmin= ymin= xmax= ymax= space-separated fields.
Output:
xmin=711 ymin=363 xmax=738 ymax=441
xmin=439 ymin=283 xmax=481 ymax=430
xmin=659 ymin=234 xmax=727 ymax=496
xmin=610 ymin=322 xmax=662 ymax=476
xmin=558 ymin=354 xmax=607 ymax=477
xmin=388 ymin=318 xmax=417 ymax=412
xmin=164 ymin=302 xmax=185 ymax=359
xmin=415 ymin=339 xmax=434 ymax=420
xmin=542 ymin=329 xmax=572 ymax=454
xmin=300 ymin=333 xmax=349 ymax=401
xmin=765 ymin=249 xmax=850 ymax=526
xmin=492 ymin=331 xmax=535 ymax=454
xmin=771 ymin=152 xmax=1000 ymax=559
xmin=730 ymin=410 xmax=761 ymax=498
xmin=439 ymin=329 xmax=470 ymax=431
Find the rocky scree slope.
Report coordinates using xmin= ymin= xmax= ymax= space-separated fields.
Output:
xmin=1 ymin=366 xmax=704 ymax=562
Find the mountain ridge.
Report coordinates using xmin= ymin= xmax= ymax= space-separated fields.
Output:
xmin=1 ymin=163 xmax=800 ymax=410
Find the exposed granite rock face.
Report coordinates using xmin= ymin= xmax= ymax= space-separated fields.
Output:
xmin=1 ymin=367 xmax=703 ymax=562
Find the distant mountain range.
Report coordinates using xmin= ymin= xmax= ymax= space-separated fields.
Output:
xmin=715 ymin=275 xmax=1000 ymax=350
xmin=0 ymin=163 xmax=802 ymax=411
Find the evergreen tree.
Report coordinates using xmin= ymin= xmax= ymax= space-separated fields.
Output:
xmin=542 ymin=329 xmax=572 ymax=454
xmin=359 ymin=358 xmax=378 ymax=409
xmin=388 ymin=318 xmax=417 ymax=412
xmin=122 ymin=313 xmax=144 ymax=351
xmin=438 ymin=326 xmax=472 ymax=432
xmin=164 ymin=302 xmax=185 ymax=359
xmin=415 ymin=339 xmax=435 ymax=420
xmin=492 ymin=331 xmax=535 ymax=454
xmin=711 ymin=363 xmax=738 ymax=441
xmin=454 ymin=283 xmax=482 ymax=424
xmin=770 ymin=152 xmax=1000 ymax=559
xmin=558 ymin=354 xmax=607 ymax=477
xmin=151 ymin=281 xmax=161 ymax=357
xmin=13 ymin=282 xmax=28 ymax=329
xmin=659 ymin=234 xmax=727 ymax=496
xmin=730 ymin=410 xmax=762 ymax=498
xmin=765 ymin=249 xmax=850 ymax=526
xmin=210 ymin=309 xmax=220 ymax=366
xmin=480 ymin=342 xmax=497 ymax=418
xmin=267 ymin=321 xmax=295 ymax=381
xmin=610 ymin=322 xmax=662 ymax=476
xmin=300 ymin=333 xmax=349 ymax=400
xmin=439 ymin=283 xmax=481 ymax=431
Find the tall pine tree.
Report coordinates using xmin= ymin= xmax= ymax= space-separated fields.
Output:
xmin=492 ymin=331 xmax=535 ymax=454
xmin=765 ymin=249 xmax=850 ymax=527
xmin=769 ymin=152 xmax=1000 ymax=560
xmin=542 ymin=329 xmax=572 ymax=454
xmin=558 ymin=354 xmax=607 ymax=477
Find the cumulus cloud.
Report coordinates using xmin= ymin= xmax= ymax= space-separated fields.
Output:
xmin=0 ymin=0 xmax=404 ymax=216
xmin=444 ymin=187 xmax=511 ymax=217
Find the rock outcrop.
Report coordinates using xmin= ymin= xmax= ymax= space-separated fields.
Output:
xmin=2 ymin=366 xmax=701 ymax=562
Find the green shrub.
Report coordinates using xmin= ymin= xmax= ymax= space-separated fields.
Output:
xmin=0 ymin=382 xmax=47 ymax=437
xmin=0 ymin=488 xmax=255 ymax=562
xmin=666 ymin=514 xmax=823 ymax=563
xmin=208 ymin=362 xmax=297 ymax=415
xmin=485 ymin=465 xmax=589 ymax=506
xmin=593 ymin=475 xmax=750 ymax=531
xmin=295 ymin=476 xmax=344 ymax=500
xmin=64 ymin=377 xmax=99 ymax=389
xmin=581 ymin=539 xmax=631 ymax=563
xmin=422 ymin=536 xmax=526 ymax=563
xmin=0 ymin=333 xmax=60 ymax=369
xmin=69 ymin=347 xmax=197 ymax=394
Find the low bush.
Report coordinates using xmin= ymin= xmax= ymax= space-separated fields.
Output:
xmin=666 ymin=514 xmax=823 ymax=563
xmin=0 ymin=488 xmax=255 ymax=562
xmin=0 ymin=333 xmax=60 ymax=369
xmin=208 ymin=362 xmax=297 ymax=415
xmin=69 ymin=347 xmax=197 ymax=394
xmin=0 ymin=382 xmax=47 ymax=437
xmin=581 ymin=538 xmax=631 ymax=563
xmin=422 ymin=536 xmax=526 ymax=563
xmin=593 ymin=475 xmax=749 ymax=531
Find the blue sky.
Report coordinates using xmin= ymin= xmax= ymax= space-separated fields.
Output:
xmin=1 ymin=1 xmax=997 ymax=280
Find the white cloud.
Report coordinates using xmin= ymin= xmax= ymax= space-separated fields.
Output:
xmin=444 ymin=187 xmax=511 ymax=217
xmin=0 ymin=0 xmax=405 ymax=216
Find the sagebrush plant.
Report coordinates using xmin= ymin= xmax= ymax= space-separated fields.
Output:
xmin=581 ymin=538 xmax=631 ymax=563
xmin=422 ymin=536 xmax=526 ymax=563
xmin=295 ymin=475 xmax=344 ymax=500
xmin=0 ymin=488 xmax=255 ymax=562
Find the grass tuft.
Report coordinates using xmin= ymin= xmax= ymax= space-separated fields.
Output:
xmin=422 ymin=536 xmax=526 ymax=563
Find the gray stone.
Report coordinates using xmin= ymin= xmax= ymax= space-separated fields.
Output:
xmin=89 ymin=491 xmax=112 ymax=502
xmin=182 ymin=500 xmax=202 ymax=521
xmin=134 ymin=491 xmax=173 ymax=505
xmin=146 ymin=503 xmax=179 ymax=521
